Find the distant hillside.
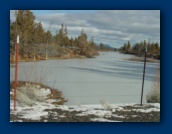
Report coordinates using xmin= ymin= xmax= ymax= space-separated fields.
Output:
xmin=102 ymin=44 xmax=114 ymax=49
xmin=96 ymin=43 xmax=115 ymax=50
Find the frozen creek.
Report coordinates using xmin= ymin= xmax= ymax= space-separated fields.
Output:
xmin=10 ymin=52 xmax=159 ymax=105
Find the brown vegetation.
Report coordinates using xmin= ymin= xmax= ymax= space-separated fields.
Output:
xmin=10 ymin=81 xmax=67 ymax=105
xmin=10 ymin=104 xmax=160 ymax=122
xmin=146 ymin=66 xmax=160 ymax=103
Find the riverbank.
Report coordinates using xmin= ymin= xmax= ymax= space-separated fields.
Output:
xmin=125 ymin=56 xmax=160 ymax=63
xmin=10 ymin=81 xmax=67 ymax=106
xmin=10 ymin=53 xmax=160 ymax=122
xmin=10 ymin=82 xmax=160 ymax=122
xmin=10 ymin=101 xmax=160 ymax=122
xmin=10 ymin=81 xmax=160 ymax=122
xmin=10 ymin=47 xmax=99 ymax=63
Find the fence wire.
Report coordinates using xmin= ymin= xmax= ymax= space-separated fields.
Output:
xmin=10 ymin=60 xmax=159 ymax=104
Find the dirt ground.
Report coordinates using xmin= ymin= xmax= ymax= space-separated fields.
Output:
xmin=10 ymin=105 xmax=160 ymax=122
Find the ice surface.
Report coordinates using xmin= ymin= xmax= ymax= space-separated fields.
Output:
xmin=10 ymin=52 xmax=159 ymax=105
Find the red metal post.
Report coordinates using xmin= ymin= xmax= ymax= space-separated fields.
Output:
xmin=13 ymin=36 xmax=19 ymax=110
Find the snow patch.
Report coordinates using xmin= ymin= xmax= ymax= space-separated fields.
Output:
xmin=40 ymin=88 xmax=51 ymax=96
xmin=10 ymin=91 xmax=13 ymax=95
xmin=91 ymin=118 xmax=121 ymax=122
xmin=10 ymin=101 xmax=160 ymax=122
xmin=59 ymin=115 xmax=66 ymax=118
xmin=112 ymin=114 xmax=125 ymax=118
xmin=133 ymin=108 xmax=160 ymax=113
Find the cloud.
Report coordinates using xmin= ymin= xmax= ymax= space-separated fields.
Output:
xmin=12 ymin=10 xmax=160 ymax=48
xmin=10 ymin=10 xmax=16 ymax=21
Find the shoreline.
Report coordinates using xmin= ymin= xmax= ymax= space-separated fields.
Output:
xmin=124 ymin=56 xmax=160 ymax=63
xmin=10 ymin=52 xmax=100 ymax=63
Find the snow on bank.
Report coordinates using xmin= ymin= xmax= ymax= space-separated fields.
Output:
xmin=10 ymin=99 xmax=160 ymax=122
xmin=91 ymin=118 xmax=121 ymax=122
xmin=11 ymin=84 xmax=52 ymax=106
xmin=10 ymin=100 xmax=54 ymax=120
xmin=10 ymin=82 xmax=160 ymax=122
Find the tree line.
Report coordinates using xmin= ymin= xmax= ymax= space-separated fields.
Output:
xmin=10 ymin=10 xmax=53 ymax=58
xmin=120 ymin=40 xmax=160 ymax=59
xmin=11 ymin=10 xmax=113 ymax=61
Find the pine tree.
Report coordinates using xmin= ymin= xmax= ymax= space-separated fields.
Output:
xmin=127 ymin=41 xmax=131 ymax=51
xmin=99 ymin=43 xmax=104 ymax=50
xmin=64 ymin=25 xmax=68 ymax=37
xmin=55 ymin=23 xmax=69 ymax=47
xmin=123 ymin=43 xmax=127 ymax=51
xmin=35 ymin=22 xmax=45 ymax=44
xmin=10 ymin=20 xmax=18 ymax=55
xmin=15 ymin=10 xmax=36 ymax=55
xmin=77 ymin=29 xmax=88 ymax=48
xmin=89 ymin=36 xmax=96 ymax=48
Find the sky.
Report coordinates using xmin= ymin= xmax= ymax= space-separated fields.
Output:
xmin=10 ymin=10 xmax=160 ymax=48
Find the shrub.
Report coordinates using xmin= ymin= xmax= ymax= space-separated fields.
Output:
xmin=146 ymin=67 xmax=160 ymax=103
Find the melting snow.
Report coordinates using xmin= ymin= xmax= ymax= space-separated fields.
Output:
xmin=91 ymin=118 xmax=121 ymax=122
xmin=40 ymin=88 xmax=51 ymax=96
xmin=10 ymin=99 xmax=160 ymax=122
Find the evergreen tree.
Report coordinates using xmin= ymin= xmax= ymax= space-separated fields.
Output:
xmin=123 ymin=43 xmax=127 ymax=51
xmin=77 ymin=29 xmax=88 ymax=48
xmin=44 ymin=30 xmax=52 ymax=46
xmin=64 ymin=25 xmax=68 ymax=37
xmin=10 ymin=20 xmax=18 ymax=54
xmin=127 ymin=41 xmax=131 ymax=51
xmin=100 ymin=43 xmax=104 ymax=50
xmin=55 ymin=23 xmax=69 ymax=47
xmin=35 ymin=22 xmax=45 ymax=44
xmin=89 ymin=36 xmax=96 ymax=48
xmin=15 ymin=10 xmax=36 ymax=55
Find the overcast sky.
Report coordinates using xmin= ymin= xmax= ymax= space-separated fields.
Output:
xmin=10 ymin=10 xmax=160 ymax=48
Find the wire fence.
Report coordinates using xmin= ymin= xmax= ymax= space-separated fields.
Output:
xmin=10 ymin=56 xmax=159 ymax=106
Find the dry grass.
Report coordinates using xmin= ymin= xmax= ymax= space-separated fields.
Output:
xmin=10 ymin=58 xmax=68 ymax=106
xmin=10 ymin=81 xmax=67 ymax=105
xmin=146 ymin=67 xmax=160 ymax=103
